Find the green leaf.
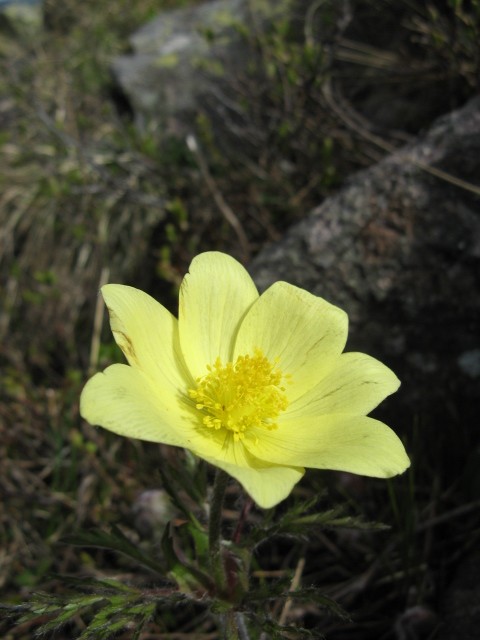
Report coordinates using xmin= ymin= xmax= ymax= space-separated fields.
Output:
xmin=62 ymin=525 xmax=165 ymax=575
xmin=252 ymin=617 xmax=320 ymax=639
xmin=14 ymin=584 xmax=163 ymax=640
xmin=160 ymin=522 xmax=214 ymax=595
xmin=157 ymin=454 xmax=207 ymax=515
xmin=38 ymin=595 xmax=105 ymax=632
xmin=247 ymin=499 xmax=388 ymax=547
xmin=76 ymin=599 xmax=157 ymax=640
xmin=48 ymin=574 xmax=140 ymax=594
xmin=246 ymin=584 xmax=349 ymax=620
xmin=186 ymin=517 xmax=209 ymax=562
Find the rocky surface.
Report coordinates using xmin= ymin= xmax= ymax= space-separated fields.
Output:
xmin=111 ymin=0 xmax=303 ymax=134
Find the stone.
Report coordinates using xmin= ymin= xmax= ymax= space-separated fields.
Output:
xmin=0 ymin=0 xmax=43 ymax=36
xmin=111 ymin=0 xmax=300 ymax=134
xmin=132 ymin=489 xmax=178 ymax=539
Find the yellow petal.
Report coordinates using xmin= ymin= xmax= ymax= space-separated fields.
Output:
xmin=245 ymin=414 xmax=410 ymax=478
xmin=80 ymin=364 xmax=198 ymax=446
xmin=234 ymin=282 xmax=348 ymax=401
xmin=185 ymin=427 xmax=303 ymax=508
xmin=178 ymin=252 xmax=258 ymax=379
xmin=202 ymin=451 xmax=304 ymax=509
xmin=101 ymin=284 xmax=191 ymax=401
xmin=288 ymin=352 xmax=400 ymax=417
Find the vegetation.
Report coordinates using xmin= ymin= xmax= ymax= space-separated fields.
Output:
xmin=1 ymin=0 xmax=479 ymax=637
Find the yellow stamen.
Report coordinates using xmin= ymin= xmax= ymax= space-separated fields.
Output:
xmin=189 ymin=348 xmax=289 ymax=442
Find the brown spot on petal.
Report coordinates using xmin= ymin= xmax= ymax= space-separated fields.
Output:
xmin=113 ymin=329 xmax=138 ymax=364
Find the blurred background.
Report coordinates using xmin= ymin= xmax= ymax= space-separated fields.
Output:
xmin=1 ymin=0 xmax=479 ymax=638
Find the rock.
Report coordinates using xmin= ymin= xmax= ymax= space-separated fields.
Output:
xmin=132 ymin=489 xmax=178 ymax=539
xmin=111 ymin=0 xmax=301 ymax=134
xmin=250 ymin=96 xmax=480 ymax=452
xmin=0 ymin=0 xmax=43 ymax=36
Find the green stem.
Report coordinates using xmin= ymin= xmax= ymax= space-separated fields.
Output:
xmin=209 ymin=468 xmax=229 ymax=586
xmin=223 ymin=610 xmax=240 ymax=640
xmin=209 ymin=470 xmax=251 ymax=640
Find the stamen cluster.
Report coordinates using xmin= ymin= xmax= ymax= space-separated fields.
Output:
xmin=189 ymin=348 xmax=289 ymax=442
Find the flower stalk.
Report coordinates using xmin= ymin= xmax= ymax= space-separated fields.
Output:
xmin=209 ymin=468 xmax=229 ymax=592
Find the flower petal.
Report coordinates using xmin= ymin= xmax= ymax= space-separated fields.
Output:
xmin=288 ymin=352 xmax=400 ymax=417
xmin=183 ymin=425 xmax=304 ymax=508
xmin=179 ymin=252 xmax=258 ymax=379
xmin=80 ymin=364 xmax=200 ymax=446
xmin=101 ymin=284 xmax=191 ymax=398
xmin=234 ymin=282 xmax=348 ymax=401
xmin=245 ymin=414 xmax=410 ymax=478
xmin=202 ymin=452 xmax=304 ymax=509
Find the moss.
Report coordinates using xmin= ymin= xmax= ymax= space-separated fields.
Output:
xmin=154 ymin=52 xmax=180 ymax=68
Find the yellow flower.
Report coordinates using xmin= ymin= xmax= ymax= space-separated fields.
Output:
xmin=80 ymin=252 xmax=409 ymax=508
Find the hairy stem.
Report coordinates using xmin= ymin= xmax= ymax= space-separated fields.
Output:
xmin=209 ymin=468 xmax=229 ymax=587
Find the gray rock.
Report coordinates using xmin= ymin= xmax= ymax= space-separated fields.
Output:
xmin=132 ymin=489 xmax=178 ymax=539
xmin=111 ymin=0 xmax=300 ymax=134
xmin=0 ymin=0 xmax=43 ymax=35
xmin=250 ymin=96 xmax=480 ymax=431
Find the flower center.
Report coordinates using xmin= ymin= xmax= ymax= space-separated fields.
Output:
xmin=189 ymin=348 xmax=289 ymax=442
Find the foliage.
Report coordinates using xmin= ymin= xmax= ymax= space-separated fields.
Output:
xmin=11 ymin=580 xmax=161 ymax=640
xmin=406 ymin=0 xmax=480 ymax=90
xmin=3 ymin=468 xmax=368 ymax=639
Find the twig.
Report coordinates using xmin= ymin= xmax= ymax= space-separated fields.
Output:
xmin=278 ymin=556 xmax=305 ymax=626
xmin=88 ymin=266 xmax=110 ymax=377
xmin=417 ymin=498 xmax=480 ymax=533
xmin=321 ymin=79 xmax=480 ymax=197
xmin=209 ymin=468 xmax=229 ymax=593
xmin=186 ymin=134 xmax=250 ymax=262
